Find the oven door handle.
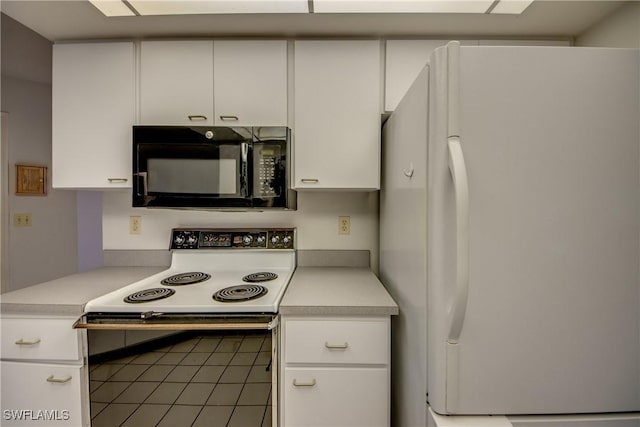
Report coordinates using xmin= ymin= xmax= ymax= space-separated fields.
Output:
xmin=73 ymin=314 xmax=278 ymax=331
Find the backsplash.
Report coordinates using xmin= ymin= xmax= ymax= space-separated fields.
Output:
xmin=102 ymin=190 xmax=380 ymax=271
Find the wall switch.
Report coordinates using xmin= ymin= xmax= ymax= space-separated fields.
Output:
xmin=13 ymin=213 xmax=32 ymax=227
xmin=338 ymin=216 xmax=351 ymax=235
xmin=129 ymin=216 xmax=142 ymax=235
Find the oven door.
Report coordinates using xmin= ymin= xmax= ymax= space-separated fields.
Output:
xmin=133 ymin=126 xmax=252 ymax=208
xmin=76 ymin=313 xmax=280 ymax=427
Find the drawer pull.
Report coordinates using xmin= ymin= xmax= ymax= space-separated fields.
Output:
xmin=219 ymin=115 xmax=239 ymax=121
xmin=46 ymin=375 xmax=72 ymax=384
xmin=301 ymin=179 xmax=319 ymax=184
xmin=15 ymin=338 xmax=41 ymax=346
xmin=188 ymin=115 xmax=208 ymax=121
xmin=293 ymin=379 xmax=316 ymax=387
xmin=325 ymin=341 xmax=349 ymax=349
xmin=107 ymin=178 xmax=128 ymax=183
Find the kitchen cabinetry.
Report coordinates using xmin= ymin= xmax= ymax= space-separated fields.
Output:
xmin=52 ymin=42 xmax=135 ymax=189
xmin=140 ymin=40 xmax=287 ymax=126
xmin=293 ymin=40 xmax=381 ymax=190
xmin=213 ymin=40 xmax=288 ymax=126
xmin=280 ymin=316 xmax=390 ymax=426
xmin=0 ymin=315 xmax=87 ymax=426
xmin=140 ymin=40 xmax=214 ymax=125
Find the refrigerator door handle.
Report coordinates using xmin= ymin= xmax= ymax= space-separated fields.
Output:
xmin=447 ymin=136 xmax=469 ymax=344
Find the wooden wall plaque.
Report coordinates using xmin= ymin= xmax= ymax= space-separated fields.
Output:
xmin=16 ymin=164 xmax=47 ymax=196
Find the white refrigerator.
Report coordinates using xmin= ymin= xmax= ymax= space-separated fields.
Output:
xmin=380 ymin=42 xmax=640 ymax=426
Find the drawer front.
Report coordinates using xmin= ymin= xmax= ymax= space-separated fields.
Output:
xmin=1 ymin=317 xmax=80 ymax=361
xmin=283 ymin=367 xmax=388 ymax=427
xmin=284 ymin=319 xmax=388 ymax=365
xmin=0 ymin=361 xmax=84 ymax=426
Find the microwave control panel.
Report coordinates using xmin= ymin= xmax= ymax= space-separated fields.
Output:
xmin=254 ymin=145 xmax=282 ymax=198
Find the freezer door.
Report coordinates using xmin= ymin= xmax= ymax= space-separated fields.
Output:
xmin=428 ymin=45 xmax=640 ymax=415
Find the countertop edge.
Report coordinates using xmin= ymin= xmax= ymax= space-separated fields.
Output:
xmin=279 ymin=306 xmax=399 ymax=316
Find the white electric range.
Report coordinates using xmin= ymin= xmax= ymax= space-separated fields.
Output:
xmin=77 ymin=228 xmax=295 ymax=330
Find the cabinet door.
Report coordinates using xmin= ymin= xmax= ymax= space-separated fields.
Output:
xmin=1 ymin=317 xmax=80 ymax=361
xmin=213 ymin=40 xmax=287 ymax=126
xmin=0 ymin=361 xmax=84 ymax=426
xmin=294 ymin=40 xmax=381 ymax=190
xmin=52 ymin=42 xmax=135 ymax=189
xmin=283 ymin=367 xmax=388 ymax=427
xmin=140 ymin=40 xmax=214 ymax=125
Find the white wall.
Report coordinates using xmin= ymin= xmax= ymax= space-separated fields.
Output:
xmin=102 ymin=190 xmax=380 ymax=271
xmin=575 ymin=2 xmax=640 ymax=48
xmin=1 ymin=13 xmax=78 ymax=292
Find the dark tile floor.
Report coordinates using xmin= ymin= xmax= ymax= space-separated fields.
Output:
xmin=89 ymin=331 xmax=273 ymax=427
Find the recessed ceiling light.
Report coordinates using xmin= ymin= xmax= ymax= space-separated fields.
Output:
xmin=490 ymin=0 xmax=535 ymax=14
xmin=313 ymin=0 xmax=496 ymax=13
xmin=88 ymin=0 xmax=534 ymax=16
xmin=127 ymin=0 xmax=308 ymax=15
xmin=88 ymin=0 xmax=136 ymax=16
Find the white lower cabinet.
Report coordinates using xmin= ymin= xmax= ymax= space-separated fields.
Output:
xmin=0 ymin=362 xmax=84 ymax=427
xmin=0 ymin=316 xmax=87 ymax=426
xmin=283 ymin=367 xmax=388 ymax=427
xmin=280 ymin=316 xmax=390 ymax=427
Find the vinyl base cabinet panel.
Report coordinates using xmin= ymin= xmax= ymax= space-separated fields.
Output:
xmin=0 ymin=361 xmax=85 ymax=426
xmin=282 ymin=367 xmax=388 ymax=427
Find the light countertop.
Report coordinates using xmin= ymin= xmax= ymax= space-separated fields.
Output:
xmin=0 ymin=267 xmax=165 ymax=316
xmin=1 ymin=255 xmax=398 ymax=317
xmin=280 ymin=267 xmax=398 ymax=316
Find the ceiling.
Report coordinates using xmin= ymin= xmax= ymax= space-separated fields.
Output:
xmin=0 ymin=0 xmax=628 ymax=42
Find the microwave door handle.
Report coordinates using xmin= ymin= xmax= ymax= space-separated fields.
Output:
xmin=240 ymin=142 xmax=249 ymax=198
xmin=135 ymin=172 xmax=148 ymax=197
xmin=135 ymin=172 xmax=155 ymax=206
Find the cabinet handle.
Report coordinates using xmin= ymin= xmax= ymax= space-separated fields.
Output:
xmin=15 ymin=338 xmax=41 ymax=346
xmin=188 ymin=115 xmax=208 ymax=121
xmin=107 ymin=178 xmax=128 ymax=183
xmin=219 ymin=115 xmax=239 ymax=121
xmin=293 ymin=379 xmax=316 ymax=387
xmin=300 ymin=179 xmax=319 ymax=184
xmin=325 ymin=341 xmax=349 ymax=349
xmin=46 ymin=375 xmax=72 ymax=384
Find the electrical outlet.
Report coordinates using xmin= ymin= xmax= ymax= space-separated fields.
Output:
xmin=338 ymin=216 xmax=351 ymax=235
xmin=129 ymin=216 xmax=142 ymax=235
xmin=13 ymin=213 xmax=32 ymax=227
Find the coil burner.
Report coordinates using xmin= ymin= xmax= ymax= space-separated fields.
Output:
xmin=124 ymin=288 xmax=176 ymax=304
xmin=161 ymin=272 xmax=211 ymax=286
xmin=213 ymin=284 xmax=268 ymax=302
xmin=242 ymin=272 xmax=278 ymax=283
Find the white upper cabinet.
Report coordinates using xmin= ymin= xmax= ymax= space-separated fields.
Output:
xmin=213 ymin=40 xmax=287 ymax=126
xmin=140 ymin=40 xmax=287 ymax=126
xmin=294 ymin=40 xmax=382 ymax=191
xmin=52 ymin=42 xmax=135 ymax=189
xmin=140 ymin=40 xmax=214 ymax=125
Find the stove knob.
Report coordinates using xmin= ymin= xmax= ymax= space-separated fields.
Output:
xmin=271 ymin=235 xmax=280 ymax=245
xmin=174 ymin=233 xmax=186 ymax=245
xmin=283 ymin=235 xmax=292 ymax=246
xmin=187 ymin=234 xmax=198 ymax=245
xmin=256 ymin=235 xmax=266 ymax=245
xmin=243 ymin=235 xmax=253 ymax=246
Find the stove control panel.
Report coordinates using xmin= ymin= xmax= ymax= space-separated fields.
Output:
xmin=170 ymin=228 xmax=295 ymax=250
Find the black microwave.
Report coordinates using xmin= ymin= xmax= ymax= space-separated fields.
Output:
xmin=132 ymin=126 xmax=295 ymax=210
